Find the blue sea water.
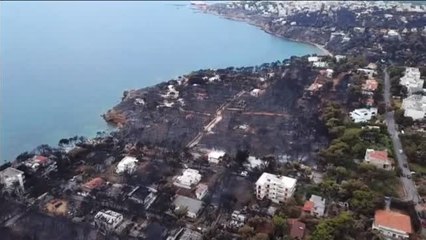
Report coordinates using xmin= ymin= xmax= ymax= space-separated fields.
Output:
xmin=0 ymin=1 xmax=322 ymax=162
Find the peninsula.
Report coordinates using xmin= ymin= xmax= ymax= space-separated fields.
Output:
xmin=1 ymin=1 xmax=426 ymax=240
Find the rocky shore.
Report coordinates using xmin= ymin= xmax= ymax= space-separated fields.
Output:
xmin=203 ymin=7 xmax=333 ymax=56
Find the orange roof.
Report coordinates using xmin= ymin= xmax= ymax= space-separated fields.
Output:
xmin=362 ymin=79 xmax=378 ymax=91
xmin=368 ymin=150 xmax=388 ymax=162
xmin=303 ymin=201 xmax=314 ymax=212
xmin=83 ymin=177 xmax=105 ymax=190
xmin=374 ymin=210 xmax=412 ymax=234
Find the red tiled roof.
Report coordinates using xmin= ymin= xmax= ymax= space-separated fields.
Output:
xmin=374 ymin=210 xmax=412 ymax=234
xmin=368 ymin=150 xmax=388 ymax=162
xmin=288 ymin=219 xmax=306 ymax=239
xmin=303 ymin=201 xmax=314 ymax=212
xmin=34 ymin=155 xmax=49 ymax=164
xmin=83 ymin=177 xmax=105 ymax=190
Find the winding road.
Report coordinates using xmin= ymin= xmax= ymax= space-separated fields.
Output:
xmin=383 ymin=67 xmax=420 ymax=204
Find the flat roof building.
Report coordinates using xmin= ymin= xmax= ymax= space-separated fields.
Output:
xmin=173 ymin=195 xmax=203 ymax=219
xmin=350 ymin=108 xmax=378 ymax=123
xmin=94 ymin=209 xmax=124 ymax=233
xmin=116 ymin=156 xmax=138 ymax=174
xmin=402 ymin=94 xmax=426 ymax=120
xmin=255 ymin=172 xmax=297 ymax=203
xmin=173 ymin=169 xmax=202 ymax=189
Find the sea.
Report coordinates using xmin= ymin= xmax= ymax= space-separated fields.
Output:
xmin=0 ymin=1 xmax=323 ymax=162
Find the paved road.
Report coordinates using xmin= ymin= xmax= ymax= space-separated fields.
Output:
xmin=383 ymin=67 xmax=420 ymax=204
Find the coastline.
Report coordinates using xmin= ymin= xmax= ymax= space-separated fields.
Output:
xmin=201 ymin=9 xmax=332 ymax=57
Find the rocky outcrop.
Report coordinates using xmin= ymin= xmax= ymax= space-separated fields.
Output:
xmin=103 ymin=109 xmax=127 ymax=127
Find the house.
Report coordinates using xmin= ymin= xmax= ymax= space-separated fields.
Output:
xmin=349 ymin=108 xmax=378 ymax=123
xmin=288 ymin=219 xmax=306 ymax=240
xmin=0 ymin=167 xmax=25 ymax=192
xmin=313 ymin=61 xmax=328 ymax=68
xmin=173 ymin=169 xmax=202 ymax=189
xmin=24 ymin=156 xmax=57 ymax=174
xmin=168 ymin=228 xmax=202 ymax=240
xmin=400 ymin=67 xmax=424 ymax=95
xmin=94 ymin=209 xmax=124 ymax=233
xmin=373 ymin=209 xmax=412 ymax=239
xmin=364 ymin=149 xmax=392 ymax=170
xmin=308 ymin=56 xmax=320 ymax=62
xmin=116 ymin=156 xmax=138 ymax=174
xmin=362 ymin=79 xmax=379 ymax=94
xmin=127 ymin=186 xmax=158 ymax=210
xmin=303 ymin=194 xmax=326 ymax=217
xmin=402 ymin=94 xmax=426 ymax=120
xmin=244 ymin=156 xmax=266 ymax=170
xmin=173 ymin=195 xmax=203 ymax=219
xmin=229 ymin=210 xmax=247 ymax=228
xmin=83 ymin=177 xmax=105 ymax=192
xmin=208 ymin=150 xmax=226 ymax=164
xmin=367 ymin=63 xmax=378 ymax=70
xmin=357 ymin=68 xmax=377 ymax=78
xmin=250 ymin=89 xmax=262 ymax=97
xmin=387 ymin=29 xmax=400 ymax=39
xmin=171 ymin=228 xmax=203 ymax=240
xmin=255 ymin=172 xmax=297 ymax=203
xmin=195 ymin=183 xmax=208 ymax=200
xmin=335 ymin=55 xmax=346 ymax=63
xmin=325 ymin=69 xmax=334 ymax=78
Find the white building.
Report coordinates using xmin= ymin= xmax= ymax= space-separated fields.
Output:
xmin=325 ymin=69 xmax=334 ymax=78
xmin=402 ymin=94 xmax=426 ymax=120
xmin=400 ymin=67 xmax=424 ymax=95
xmin=350 ymin=108 xmax=378 ymax=123
xmin=116 ymin=156 xmax=138 ymax=174
xmin=357 ymin=68 xmax=377 ymax=78
xmin=250 ymin=89 xmax=262 ymax=97
xmin=173 ymin=195 xmax=203 ymax=219
xmin=387 ymin=29 xmax=400 ymax=38
xmin=255 ymin=172 xmax=297 ymax=203
xmin=173 ymin=169 xmax=202 ymax=189
xmin=0 ymin=167 xmax=25 ymax=192
xmin=195 ymin=183 xmax=208 ymax=200
xmin=373 ymin=209 xmax=412 ymax=239
xmin=244 ymin=156 xmax=266 ymax=170
xmin=335 ymin=55 xmax=346 ymax=63
xmin=230 ymin=210 xmax=247 ymax=228
xmin=308 ymin=56 xmax=320 ymax=62
xmin=303 ymin=194 xmax=326 ymax=217
xmin=313 ymin=61 xmax=328 ymax=68
xmin=94 ymin=210 xmax=124 ymax=233
xmin=208 ymin=150 xmax=226 ymax=164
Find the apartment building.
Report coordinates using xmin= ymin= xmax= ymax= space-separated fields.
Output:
xmin=255 ymin=172 xmax=297 ymax=203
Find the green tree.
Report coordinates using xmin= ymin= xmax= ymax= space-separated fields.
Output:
xmin=311 ymin=212 xmax=355 ymax=240
xmin=349 ymin=189 xmax=377 ymax=216
xmin=272 ymin=215 xmax=287 ymax=237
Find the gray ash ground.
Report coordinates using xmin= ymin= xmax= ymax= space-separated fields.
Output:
xmin=106 ymin=59 xmax=330 ymax=163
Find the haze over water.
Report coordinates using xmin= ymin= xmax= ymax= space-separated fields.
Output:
xmin=0 ymin=1 xmax=322 ymax=161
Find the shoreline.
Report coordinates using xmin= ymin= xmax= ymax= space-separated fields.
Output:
xmin=201 ymin=9 xmax=332 ymax=57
